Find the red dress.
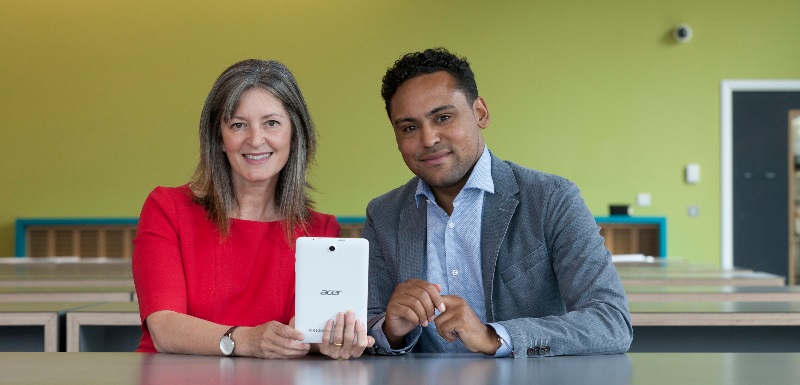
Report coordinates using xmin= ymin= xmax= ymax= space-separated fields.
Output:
xmin=132 ymin=185 xmax=340 ymax=352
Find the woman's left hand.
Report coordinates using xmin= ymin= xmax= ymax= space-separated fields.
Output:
xmin=318 ymin=310 xmax=375 ymax=359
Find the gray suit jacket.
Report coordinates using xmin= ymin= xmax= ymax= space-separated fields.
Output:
xmin=364 ymin=154 xmax=632 ymax=358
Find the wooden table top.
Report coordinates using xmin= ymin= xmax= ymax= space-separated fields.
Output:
xmin=630 ymin=301 xmax=800 ymax=326
xmin=621 ymin=271 xmax=785 ymax=286
xmin=0 ymin=302 xmax=99 ymax=313
xmin=625 ymin=285 xmax=800 ymax=302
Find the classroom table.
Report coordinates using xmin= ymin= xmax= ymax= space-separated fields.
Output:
xmin=66 ymin=302 xmax=141 ymax=352
xmin=616 ymin=269 xmax=764 ymax=278
xmin=629 ymin=301 xmax=800 ymax=352
xmin=3 ymin=257 xmax=797 ymax=354
xmin=31 ymin=300 xmax=800 ymax=353
xmin=625 ymin=285 xmax=800 ymax=302
xmin=0 ymin=257 xmax=132 ymax=276
xmin=614 ymin=261 xmax=752 ymax=274
xmin=0 ymin=277 xmax=135 ymax=288
xmin=620 ymin=271 xmax=785 ymax=286
xmin=0 ymin=285 xmax=135 ymax=302
xmin=1 ymin=352 xmax=800 ymax=385
xmin=0 ymin=302 xmax=97 ymax=352
xmin=0 ymin=258 xmax=133 ymax=288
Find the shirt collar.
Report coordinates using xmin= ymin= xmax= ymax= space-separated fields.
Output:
xmin=415 ymin=145 xmax=494 ymax=207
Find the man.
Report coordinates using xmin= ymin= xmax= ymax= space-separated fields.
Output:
xmin=363 ymin=48 xmax=632 ymax=358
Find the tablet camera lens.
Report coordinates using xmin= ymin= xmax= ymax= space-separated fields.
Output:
xmin=328 ymin=245 xmax=336 ymax=252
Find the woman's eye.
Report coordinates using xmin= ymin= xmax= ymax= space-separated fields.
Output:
xmin=231 ymin=122 xmax=245 ymax=129
xmin=265 ymin=120 xmax=279 ymax=127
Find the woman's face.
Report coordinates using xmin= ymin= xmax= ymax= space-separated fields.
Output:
xmin=221 ymin=88 xmax=292 ymax=191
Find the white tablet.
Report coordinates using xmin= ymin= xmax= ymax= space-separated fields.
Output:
xmin=294 ymin=237 xmax=369 ymax=343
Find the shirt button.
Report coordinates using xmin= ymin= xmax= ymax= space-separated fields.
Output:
xmin=447 ymin=222 xmax=454 ymax=229
xmin=452 ymin=269 xmax=459 ymax=276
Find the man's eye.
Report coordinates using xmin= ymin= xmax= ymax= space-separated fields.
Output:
xmin=403 ymin=125 xmax=418 ymax=133
xmin=436 ymin=115 xmax=451 ymax=123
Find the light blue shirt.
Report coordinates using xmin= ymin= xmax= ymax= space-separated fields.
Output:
xmin=372 ymin=146 xmax=513 ymax=357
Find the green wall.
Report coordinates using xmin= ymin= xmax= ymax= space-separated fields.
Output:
xmin=1 ymin=0 xmax=799 ymax=264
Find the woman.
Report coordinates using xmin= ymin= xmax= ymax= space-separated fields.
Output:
xmin=132 ymin=59 xmax=373 ymax=359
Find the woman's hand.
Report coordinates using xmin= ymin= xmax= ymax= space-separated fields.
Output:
xmin=318 ymin=310 xmax=375 ymax=359
xmin=239 ymin=317 xmax=310 ymax=359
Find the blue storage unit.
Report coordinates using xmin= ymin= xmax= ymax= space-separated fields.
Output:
xmin=594 ymin=216 xmax=667 ymax=258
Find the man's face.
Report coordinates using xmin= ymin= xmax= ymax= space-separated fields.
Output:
xmin=389 ymin=71 xmax=489 ymax=190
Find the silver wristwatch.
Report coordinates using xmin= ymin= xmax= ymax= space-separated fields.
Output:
xmin=220 ymin=326 xmax=239 ymax=356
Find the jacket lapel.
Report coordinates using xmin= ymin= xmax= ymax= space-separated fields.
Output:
xmin=480 ymin=156 xmax=519 ymax=322
xmin=398 ymin=191 xmax=427 ymax=283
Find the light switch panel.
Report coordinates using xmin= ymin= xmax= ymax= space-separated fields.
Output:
xmin=686 ymin=164 xmax=700 ymax=184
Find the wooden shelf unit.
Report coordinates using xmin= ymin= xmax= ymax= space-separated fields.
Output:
xmin=341 ymin=216 xmax=667 ymax=257
xmin=595 ymin=216 xmax=666 ymax=257
xmin=16 ymin=219 xmax=139 ymax=258
xmin=16 ymin=216 xmax=665 ymax=259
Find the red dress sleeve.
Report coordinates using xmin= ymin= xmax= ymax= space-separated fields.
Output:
xmin=132 ymin=187 xmax=191 ymax=351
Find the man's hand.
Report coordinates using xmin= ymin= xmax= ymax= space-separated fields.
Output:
xmin=383 ymin=279 xmax=446 ymax=347
xmin=434 ymin=295 xmax=501 ymax=355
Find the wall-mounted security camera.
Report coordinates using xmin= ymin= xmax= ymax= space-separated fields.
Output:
xmin=672 ymin=24 xmax=693 ymax=43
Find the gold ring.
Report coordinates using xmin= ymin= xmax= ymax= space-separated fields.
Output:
xmin=333 ymin=342 xmax=343 ymax=346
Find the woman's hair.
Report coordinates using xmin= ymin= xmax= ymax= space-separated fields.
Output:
xmin=190 ymin=59 xmax=317 ymax=241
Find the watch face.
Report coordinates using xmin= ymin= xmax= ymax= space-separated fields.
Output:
xmin=220 ymin=336 xmax=234 ymax=355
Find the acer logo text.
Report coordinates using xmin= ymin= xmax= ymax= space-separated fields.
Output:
xmin=320 ymin=290 xmax=342 ymax=295
xmin=309 ymin=329 xmax=324 ymax=333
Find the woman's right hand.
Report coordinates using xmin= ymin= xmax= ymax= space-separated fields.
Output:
xmin=240 ymin=317 xmax=310 ymax=359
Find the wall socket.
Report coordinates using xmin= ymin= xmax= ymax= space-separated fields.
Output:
xmin=637 ymin=193 xmax=652 ymax=207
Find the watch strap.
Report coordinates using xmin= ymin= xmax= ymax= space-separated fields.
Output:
xmin=225 ymin=326 xmax=239 ymax=338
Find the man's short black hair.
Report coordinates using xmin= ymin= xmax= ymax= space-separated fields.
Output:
xmin=381 ymin=47 xmax=478 ymax=118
